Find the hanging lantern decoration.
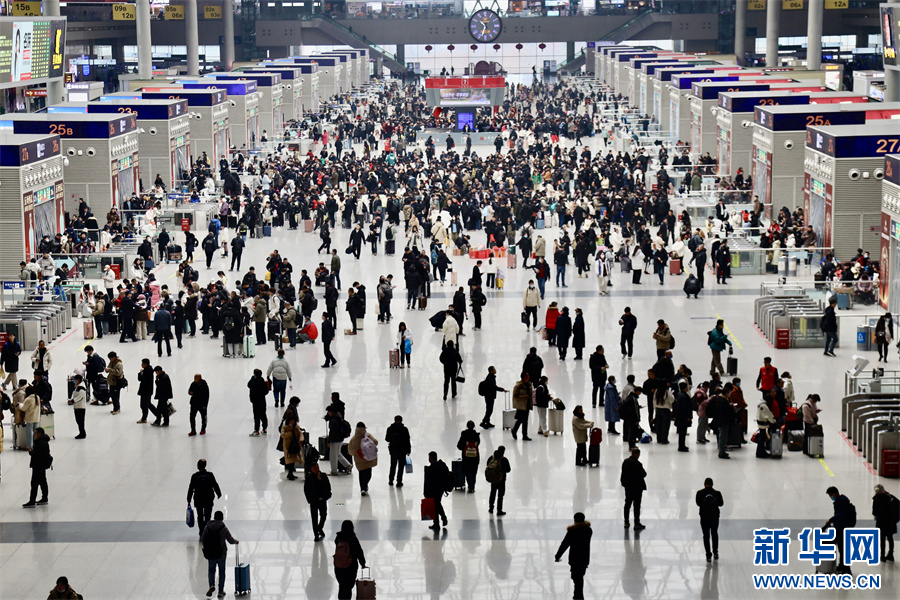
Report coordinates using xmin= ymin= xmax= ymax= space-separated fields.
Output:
xmin=493 ymin=44 xmax=501 ymax=51
xmin=538 ymin=43 xmax=547 ymax=51
xmin=424 ymin=45 xmax=433 ymax=53
xmin=470 ymin=44 xmax=478 ymax=51
xmin=515 ymin=43 xmax=523 ymax=51
xmin=448 ymin=44 xmax=455 ymax=52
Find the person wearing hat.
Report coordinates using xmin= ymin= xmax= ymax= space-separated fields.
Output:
xmin=873 ymin=484 xmax=897 ymax=562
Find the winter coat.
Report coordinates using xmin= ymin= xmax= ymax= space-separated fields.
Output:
xmin=708 ymin=327 xmax=731 ymax=352
xmin=512 ymin=380 xmax=533 ymax=411
xmin=555 ymin=314 xmax=573 ymax=346
xmin=572 ymin=414 xmax=593 ymax=443
xmin=31 ymin=348 xmax=52 ymax=372
xmin=348 ymin=426 xmax=378 ymax=470
xmin=545 ymin=307 xmax=560 ymax=330
xmin=266 ymin=358 xmax=292 ymax=382
xmin=554 ymin=521 xmax=593 ymax=568
xmin=282 ymin=424 xmax=304 ymax=466
xmin=604 ymin=383 xmax=620 ymax=423
xmin=873 ymin=493 xmax=898 ymax=535
xmin=523 ymin=286 xmax=541 ymax=308
xmin=304 ymin=470 xmax=332 ymax=504
xmin=70 ymin=383 xmax=87 ymax=409
xmin=620 ymin=456 xmax=647 ymax=491
xmin=424 ymin=459 xmax=451 ymax=499
xmin=385 ymin=422 xmax=412 ymax=456
xmin=572 ymin=314 xmax=586 ymax=349
xmin=674 ymin=391 xmax=693 ymax=428
xmin=17 ymin=393 xmax=40 ymax=423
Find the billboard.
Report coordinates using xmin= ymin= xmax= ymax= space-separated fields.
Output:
xmin=439 ymin=88 xmax=491 ymax=106
xmin=0 ymin=18 xmax=66 ymax=87
xmin=883 ymin=6 xmax=898 ymax=67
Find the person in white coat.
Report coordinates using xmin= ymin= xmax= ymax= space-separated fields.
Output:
xmin=597 ymin=250 xmax=611 ymax=296
xmin=484 ymin=257 xmax=499 ymax=289
xmin=70 ymin=373 xmax=87 ymax=439
xmin=102 ymin=265 xmax=116 ymax=298
xmin=442 ymin=309 xmax=460 ymax=348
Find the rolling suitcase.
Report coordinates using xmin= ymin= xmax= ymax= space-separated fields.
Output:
xmin=727 ymin=423 xmax=744 ymax=449
xmin=726 ymin=356 xmax=738 ymax=376
xmin=263 ymin=225 xmax=272 ymax=237
xmin=502 ymin=391 xmax=516 ymax=430
xmin=417 ymin=296 xmax=427 ymax=310
xmin=451 ymin=270 xmax=458 ymax=286
xmin=548 ymin=408 xmax=564 ymax=435
xmin=669 ymin=258 xmax=682 ymax=275
xmin=588 ymin=428 xmax=602 ymax=467
xmin=243 ymin=334 xmax=256 ymax=358
xmin=93 ymin=380 xmax=110 ymax=404
xmin=67 ymin=375 xmax=76 ymax=398
xmin=806 ymin=426 xmax=824 ymax=458
xmin=389 ymin=349 xmax=400 ymax=368
xmin=385 ymin=240 xmax=395 ymax=255
xmin=15 ymin=424 xmax=28 ymax=449
xmin=507 ymin=252 xmax=517 ymax=269
xmin=356 ymin=567 xmax=376 ymax=600
xmin=267 ymin=320 xmax=281 ymax=342
xmin=451 ymin=459 xmax=466 ymax=490
xmin=83 ymin=320 xmax=94 ymax=339
xmin=536 ymin=219 xmax=545 ymax=229
xmin=234 ymin=547 xmax=251 ymax=595
xmin=620 ymin=255 xmax=632 ymax=273
xmin=769 ymin=428 xmax=783 ymax=458
xmin=39 ymin=413 xmax=55 ymax=439
xmin=255 ymin=225 xmax=264 ymax=238
xmin=305 ymin=219 xmax=315 ymax=233
xmin=788 ymin=430 xmax=804 ymax=451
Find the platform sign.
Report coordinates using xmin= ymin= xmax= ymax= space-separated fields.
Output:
xmin=825 ymin=0 xmax=848 ymax=8
xmin=12 ymin=2 xmax=41 ymax=16
xmin=2 ymin=281 xmax=26 ymax=289
xmin=164 ymin=5 xmax=185 ymax=19
xmin=112 ymin=4 xmax=136 ymax=20
xmin=748 ymin=0 xmax=766 ymax=9
xmin=203 ymin=6 xmax=222 ymax=19
xmin=782 ymin=0 xmax=803 ymax=9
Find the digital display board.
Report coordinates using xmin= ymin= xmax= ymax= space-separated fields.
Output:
xmin=439 ymin=88 xmax=491 ymax=106
xmin=807 ymin=126 xmax=900 ymax=158
xmin=719 ymin=93 xmax=810 ymax=113
xmin=0 ymin=18 xmax=66 ymax=87
xmin=456 ymin=111 xmax=474 ymax=131
xmin=886 ymin=154 xmax=900 ymax=186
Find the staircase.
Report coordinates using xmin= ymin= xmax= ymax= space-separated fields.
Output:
xmin=311 ymin=18 xmax=407 ymax=75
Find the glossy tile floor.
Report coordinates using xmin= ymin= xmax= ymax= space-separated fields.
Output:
xmin=2 ymin=144 xmax=898 ymax=599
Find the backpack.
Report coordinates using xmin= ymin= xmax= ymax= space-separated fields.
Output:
xmin=340 ymin=420 xmax=352 ymax=439
xmin=464 ymin=440 xmax=478 ymax=458
xmin=478 ymin=379 xmax=488 ymax=396
xmin=484 ymin=457 xmax=503 ymax=484
xmin=669 ymin=334 xmax=675 ymax=349
xmin=333 ymin=540 xmax=352 ymax=569
xmin=311 ymin=296 xmax=319 ymax=311
xmin=201 ymin=526 xmax=223 ymax=560
xmin=359 ymin=434 xmax=377 ymax=461
xmin=707 ymin=331 xmax=714 ymax=346
xmin=442 ymin=463 xmax=455 ymax=493
xmin=224 ymin=316 xmax=236 ymax=331
xmin=847 ymin=501 xmax=858 ymax=528
xmin=385 ymin=227 xmax=393 ymax=241
xmin=891 ymin=494 xmax=900 ymax=524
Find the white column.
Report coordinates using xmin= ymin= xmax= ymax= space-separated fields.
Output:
xmin=185 ymin=0 xmax=200 ymax=76
xmin=765 ymin=0 xmax=780 ymax=67
xmin=136 ymin=0 xmax=153 ymax=79
xmin=223 ymin=0 xmax=235 ymax=70
xmin=735 ymin=0 xmax=747 ymax=66
xmin=806 ymin=0 xmax=824 ymax=70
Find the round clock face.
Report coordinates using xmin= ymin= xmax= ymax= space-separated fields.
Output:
xmin=469 ymin=9 xmax=502 ymax=43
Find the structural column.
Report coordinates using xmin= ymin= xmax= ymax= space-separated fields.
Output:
xmin=806 ymin=0 xmax=823 ymax=70
xmin=734 ymin=0 xmax=747 ymax=65
xmin=765 ymin=0 xmax=780 ymax=67
xmin=222 ymin=0 xmax=235 ymax=70
xmin=136 ymin=0 xmax=153 ymax=79
xmin=44 ymin=0 xmax=63 ymax=105
xmin=886 ymin=69 xmax=900 ymax=103
xmin=185 ymin=0 xmax=200 ymax=76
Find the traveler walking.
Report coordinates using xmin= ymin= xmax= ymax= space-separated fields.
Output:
xmin=511 ymin=372 xmax=534 ymax=441
xmin=872 ymin=484 xmax=897 ymax=561
xmin=332 ymin=520 xmax=366 ymax=599
xmin=266 ymin=349 xmax=293 ymax=408
xmin=325 ymin=404 xmax=353 ymax=475
xmin=485 ymin=445 xmax=511 ymax=516
xmin=304 ymin=463 xmax=332 ymax=541
xmin=201 ymin=511 xmax=239 ymax=598
xmin=822 ymin=296 xmax=838 ymax=356
xmin=478 ymin=366 xmax=506 ymax=428
xmin=456 ymin=420 xmax=481 ymax=493
xmin=674 ymin=381 xmax=693 ymax=452
xmin=247 ymin=369 xmax=269 ymax=436
xmin=696 ymin=478 xmax=724 ymax=562
xmin=823 ymin=486 xmax=858 ymax=574
xmin=187 ymin=459 xmax=222 ymax=538
xmin=69 ymin=374 xmax=87 ymax=439
xmin=620 ymin=448 xmax=647 ymax=530
xmin=347 ymin=422 xmax=378 ymax=496
xmin=385 ymin=415 xmax=411 ymax=487
xmin=554 ymin=512 xmax=594 ymax=600
xmin=104 ymin=351 xmax=124 ymax=415
xmin=150 ymin=366 xmax=173 ymax=427
xmin=320 ymin=312 xmax=337 ymax=368
xmin=21 ymin=426 xmax=52 ymax=507
xmin=707 ymin=319 xmax=732 ymax=376
xmin=439 ymin=340 xmax=462 ymax=401
xmin=136 ymin=358 xmax=154 ymax=424
xmin=423 ymin=451 xmax=451 ymax=530
xmin=188 ymin=374 xmax=210 ymax=436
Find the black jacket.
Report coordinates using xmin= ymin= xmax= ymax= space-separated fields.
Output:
xmin=321 ymin=320 xmax=335 ymax=343
xmin=189 ymin=379 xmax=210 ymax=408
xmin=154 ymin=373 xmax=173 ymax=400
xmin=304 ymin=470 xmax=332 ymax=504
xmin=572 ymin=314 xmax=585 ymax=349
xmin=589 ymin=352 xmax=608 ymax=381
xmin=247 ymin=376 xmax=269 ymax=403
xmin=187 ymin=470 xmax=222 ymax=505
xmin=424 ymin=459 xmax=451 ymax=499
xmin=696 ymin=487 xmax=724 ymax=519
xmin=620 ymin=456 xmax=647 ymax=491
xmin=821 ymin=305 xmax=838 ymax=333
xmin=555 ymin=521 xmax=593 ymax=568
xmin=439 ymin=346 xmax=462 ymax=375
xmin=555 ymin=314 xmax=572 ymax=342
xmin=385 ymin=422 xmax=412 ymax=456
xmin=620 ymin=312 xmax=637 ymax=335
xmin=480 ymin=372 xmax=503 ymax=400
xmin=30 ymin=434 xmax=51 ymax=470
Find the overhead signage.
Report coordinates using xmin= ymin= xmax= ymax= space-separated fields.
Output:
xmin=887 ymin=155 xmax=900 ymax=186
xmin=203 ymin=5 xmax=222 ymax=19
xmin=825 ymin=0 xmax=848 ymax=8
xmin=164 ymin=5 xmax=185 ymax=19
xmin=748 ymin=0 xmax=766 ymax=9
xmin=11 ymin=2 xmax=41 ymax=16
xmin=112 ymin=4 xmax=137 ymax=20
xmin=883 ymin=6 xmax=898 ymax=67
xmin=807 ymin=127 xmax=900 ymax=158
xmin=0 ymin=134 xmax=60 ymax=166
xmin=754 ymin=106 xmax=866 ymax=130
xmin=720 ymin=93 xmax=810 ymax=113
xmin=782 ymin=0 xmax=803 ymax=9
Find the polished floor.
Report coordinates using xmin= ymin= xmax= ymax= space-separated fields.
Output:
xmin=1 ymin=141 xmax=897 ymax=599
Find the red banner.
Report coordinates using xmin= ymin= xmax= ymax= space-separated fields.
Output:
xmin=425 ymin=76 xmax=505 ymax=89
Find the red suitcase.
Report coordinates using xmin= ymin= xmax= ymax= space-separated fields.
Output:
xmin=389 ymin=349 xmax=400 ymax=368
xmin=669 ymin=258 xmax=682 ymax=275
xmin=590 ymin=428 xmax=603 ymax=446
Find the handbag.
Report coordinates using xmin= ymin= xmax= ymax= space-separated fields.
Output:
xmin=455 ymin=367 xmax=466 ymax=384
xmin=521 ymin=311 xmax=529 ymax=325
xmin=403 ymin=339 xmax=412 ymax=354
xmin=421 ymin=497 xmax=436 ymax=521
xmin=186 ymin=503 xmax=195 ymax=528
xmin=405 ymin=456 xmax=413 ymax=474
xmin=167 ymin=401 xmax=177 ymax=416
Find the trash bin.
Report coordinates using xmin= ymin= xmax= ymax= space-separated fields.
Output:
xmin=778 ymin=256 xmax=788 ymax=275
xmin=857 ymin=326 xmax=872 ymax=351
xmin=788 ymin=257 xmax=799 ymax=277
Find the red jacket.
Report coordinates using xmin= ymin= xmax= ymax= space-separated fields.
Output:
xmin=546 ymin=308 xmax=560 ymax=330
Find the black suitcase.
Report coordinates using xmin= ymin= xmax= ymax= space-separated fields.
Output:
xmin=588 ymin=444 xmax=600 ymax=467
xmin=67 ymin=375 xmax=76 ymax=398
xmin=267 ymin=320 xmax=281 ymax=341
xmin=632 ymin=269 xmax=642 ymax=284
xmin=108 ymin=314 xmax=119 ymax=334
xmin=451 ymin=459 xmax=466 ymax=490
xmin=727 ymin=422 xmax=744 ymax=448
xmin=385 ymin=240 xmax=395 ymax=255
xmin=228 ymin=215 xmax=238 ymax=228
xmin=726 ymin=356 xmax=738 ymax=376
xmin=93 ymin=379 xmax=110 ymax=403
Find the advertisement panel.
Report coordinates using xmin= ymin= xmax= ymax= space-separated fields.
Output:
xmin=883 ymin=6 xmax=898 ymax=67
xmin=439 ymin=88 xmax=491 ymax=106
xmin=0 ymin=18 xmax=66 ymax=85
